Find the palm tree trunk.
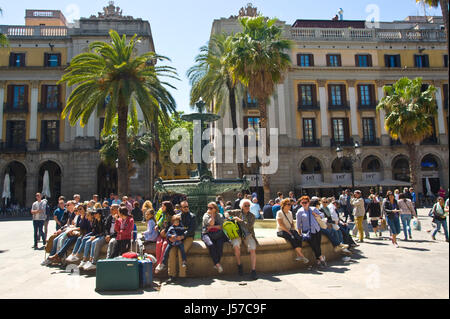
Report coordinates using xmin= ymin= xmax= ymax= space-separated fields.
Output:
xmin=407 ymin=143 xmax=418 ymax=192
xmin=258 ymin=99 xmax=271 ymax=204
xmin=229 ymin=87 xmax=244 ymax=178
xmin=117 ymin=98 xmax=129 ymax=197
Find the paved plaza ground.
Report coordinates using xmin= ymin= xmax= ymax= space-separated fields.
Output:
xmin=0 ymin=208 xmax=448 ymax=299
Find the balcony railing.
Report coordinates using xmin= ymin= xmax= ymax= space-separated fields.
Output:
xmin=38 ymin=102 xmax=62 ymax=113
xmin=421 ymin=136 xmax=438 ymax=145
xmin=0 ymin=142 xmax=27 ymax=152
xmin=328 ymin=101 xmax=350 ymax=110
xmin=301 ymin=139 xmax=321 ymax=147
xmin=242 ymin=100 xmax=258 ymax=108
xmin=362 ymin=137 xmax=380 ymax=146
xmin=0 ymin=25 xmax=68 ymax=38
xmin=291 ymin=27 xmax=446 ymax=43
xmin=39 ymin=142 xmax=60 ymax=151
xmin=298 ymin=102 xmax=320 ymax=111
xmin=330 ymin=137 xmax=354 ymax=147
xmin=358 ymin=101 xmax=378 ymax=110
xmin=3 ymin=103 xmax=29 ymax=113
xmin=390 ymin=138 xmax=403 ymax=146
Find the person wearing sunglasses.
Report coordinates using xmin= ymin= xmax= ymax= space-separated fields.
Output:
xmin=167 ymin=201 xmax=197 ymax=280
xmin=226 ymin=199 xmax=258 ymax=280
xmin=296 ymin=196 xmax=327 ymax=269
xmin=202 ymin=202 xmax=226 ymax=274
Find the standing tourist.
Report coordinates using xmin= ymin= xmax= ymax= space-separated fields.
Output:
xmin=351 ymin=190 xmax=366 ymax=243
xmin=250 ymin=197 xmax=262 ymax=220
xmin=202 ymin=202 xmax=226 ymax=274
xmin=367 ymin=194 xmax=382 ymax=237
xmin=438 ymin=187 xmax=446 ymax=199
xmin=384 ymin=191 xmax=401 ymax=247
xmin=263 ymin=200 xmax=274 ymax=219
xmin=398 ymin=193 xmax=417 ymax=241
xmin=272 ymin=198 xmax=281 ymax=219
xmin=227 ymin=199 xmax=259 ymax=280
xmin=296 ymin=196 xmax=326 ymax=269
xmin=276 ymin=199 xmax=308 ymax=263
xmin=431 ymin=197 xmax=449 ymax=242
xmin=31 ymin=193 xmax=47 ymax=249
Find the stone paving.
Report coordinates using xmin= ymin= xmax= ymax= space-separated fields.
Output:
xmin=0 ymin=209 xmax=448 ymax=299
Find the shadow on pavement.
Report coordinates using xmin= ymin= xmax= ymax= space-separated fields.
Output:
xmin=399 ymin=246 xmax=430 ymax=252
xmin=0 ymin=250 xmax=9 ymax=254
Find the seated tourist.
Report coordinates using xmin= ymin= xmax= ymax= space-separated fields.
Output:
xmin=276 ymin=198 xmax=308 ymax=263
xmin=103 ymin=204 xmax=119 ymax=259
xmin=328 ymin=199 xmax=358 ymax=248
xmin=202 ymin=202 xmax=226 ymax=274
xmin=131 ymin=201 xmax=143 ymax=222
xmin=155 ymin=215 xmax=187 ymax=273
xmin=142 ymin=209 xmax=158 ymax=243
xmin=74 ymin=208 xmax=105 ymax=271
xmin=226 ymin=199 xmax=258 ymax=280
xmin=114 ymin=206 xmax=135 ymax=256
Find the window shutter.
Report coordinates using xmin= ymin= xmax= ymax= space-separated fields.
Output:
xmin=312 ymin=85 xmax=317 ymax=106
xmin=44 ymin=53 xmax=48 ymax=67
xmin=343 ymin=118 xmax=350 ymax=140
xmin=20 ymin=54 xmax=26 ymax=67
xmin=56 ymin=120 xmax=60 ymax=144
xmin=41 ymin=120 xmax=46 ymax=144
xmin=326 ymin=55 xmax=331 ymax=66
xmin=337 ymin=54 xmax=342 ymax=66
xmin=331 ymin=118 xmax=335 ymax=139
xmin=355 ymin=55 xmax=359 ymax=67
xmin=297 ymin=84 xmax=302 ymax=105
xmin=41 ymin=85 xmax=47 ymax=105
xmin=368 ymin=55 xmax=372 ymax=67
xmin=9 ymin=53 xmax=14 ymax=67
xmin=57 ymin=53 xmax=61 ymax=66
xmin=7 ymin=85 xmax=13 ymax=104
xmin=413 ymin=54 xmax=418 ymax=67
xmin=328 ymin=85 xmax=332 ymax=105
xmin=424 ymin=55 xmax=429 ymax=67
xmin=357 ymin=85 xmax=362 ymax=106
xmin=384 ymin=55 xmax=389 ymax=67
xmin=296 ymin=54 xmax=301 ymax=66
xmin=341 ymin=84 xmax=347 ymax=106
xmin=309 ymin=54 xmax=314 ymax=66
xmin=24 ymin=85 xmax=29 ymax=106
xmin=57 ymin=85 xmax=62 ymax=107
xmin=311 ymin=119 xmax=316 ymax=140
xmin=370 ymin=85 xmax=376 ymax=105
xmin=395 ymin=55 xmax=401 ymax=67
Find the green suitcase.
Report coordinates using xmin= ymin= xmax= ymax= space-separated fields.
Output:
xmin=95 ymin=258 xmax=140 ymax=291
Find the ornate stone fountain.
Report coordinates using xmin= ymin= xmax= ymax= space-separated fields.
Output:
xmin=154 ymin=100 xmax=249 ymax=222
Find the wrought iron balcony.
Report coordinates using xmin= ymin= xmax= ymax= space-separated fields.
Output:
xmin=358 ymin=101 xmax=378 ymax=110
xmin=421 ymin=136 xmax=438 ymax=145
xmin=38 ymin=102 xmax=62 ymax=113
xmin=330 ymin=137 xmax=354 ymax=147
xmin=3 ymin=103 xmax=29 ymax=113
xmin=301 ymin=139 xmax=321 ymax=147
xmin=362 ymin=137 xmax=380 ymax=146
xmin=390 ymin=138 xmax=403 ymax=146
xmin=0 ymin=142 xmax=27 ymax=152
xmin=328 ymin=101 xmax=350 ymax=110
xmin=298 ymin=102 xmax=320 ymax=111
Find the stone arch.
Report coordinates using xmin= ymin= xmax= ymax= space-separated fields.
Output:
xmin=361 ymin=155 xmax=383 ymax=172
xmin=38 ymin=160 xmax=62 ymax=207
xmin=420 ymin=153 xmax=443 ymax=195
xmin=300 ymin=156 xmax=323 ymax=175
xmin=2 ymin=161 xmax=27 ymax=207
xmin=392 ymin=155 xmax=410 ymax=182
xmin=331 ymin=157 xmax=352 ymax=173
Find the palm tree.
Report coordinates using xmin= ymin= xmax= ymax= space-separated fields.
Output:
xmin=187 ymin=33 xmax=246 ymax=177
xmin=59 ymin=30 xmax=177 ymax=196
xmin=0 ymin=8 xmax=9 ymax=47
xmin=377 ymin=77 xmax=437 ymax=191
xmin=226 ymin=16 xmax=292 ymax=201
xmin=416 ymin=0 xmax=449 ymax=50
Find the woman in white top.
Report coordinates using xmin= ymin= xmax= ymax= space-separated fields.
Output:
xmin=397 ymin=193 xmax=417 ymax=241
xmin=276 ymin=198 xmax=309 ymax=264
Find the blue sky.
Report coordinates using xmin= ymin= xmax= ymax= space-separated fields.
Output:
xmin=0 ymin=0 xmax=442 ymax=113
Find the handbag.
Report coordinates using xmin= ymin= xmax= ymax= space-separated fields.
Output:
xmin=208 ymin=229 xmax=224 ymax=241
xmin=380 ymin=218 xmax=387 ymax=231
xmin=313 ymin=212 xmax=328 ymax=229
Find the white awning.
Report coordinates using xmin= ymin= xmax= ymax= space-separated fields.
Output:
xmin=297 ymin=179 xmax=411 ymax=189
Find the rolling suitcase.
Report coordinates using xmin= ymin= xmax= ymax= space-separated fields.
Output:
xmin=138 ymin=259 xmax=153 ymax=288
xmin=95 ymin=258 xmax=139 ymax=291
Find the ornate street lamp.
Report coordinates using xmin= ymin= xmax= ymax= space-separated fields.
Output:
xmin=336 ymin=142 xmax=362 ymax=191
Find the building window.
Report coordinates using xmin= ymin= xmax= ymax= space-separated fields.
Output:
xmin=41 ymin=120 xmax=60 ymax=149
xmin=362 ymin=118 xmax=376 ymax=143
xmin=331 ymin=118 xmax=349 ymax=143
xmin=6 ymin=121 xmax=26 ymax=148
xmin=41 ymin=85 xmax=60 ymax=109
xmin=9 ymin=53 xmax=26 ymax=67
xmin=355 ymin=54 xmax=372 ymax=67
xmin=328 ymin=84 xmax=346 ymax=106
xmin=358 ymin=84 xmax=375 ymax=106
xmin=243 ymin=117 xmax=260 ymax=145
xmin=414 ymin=54 xmax=429 ymax=68
xmin=302 ymin=118 xmax=316 ymax=143
xmin=7 ymin=85 xmax=28 ymax=108
xmin=44 ymin=53 xmax=61 ymax=67
xmin=443 ymin=84 xmax=448 ymax=110
xmin=298 ymin=84 xmax=317 ymax=106
xmin=444 ymin=55 xmax=448 ymax=68
xmin=384 ymin=54 xmax=401 ymax=67
xmin=297 ymin=54 xmax=314 ymax=67
xmin=326 ymin=54 xmax=341 ymax=67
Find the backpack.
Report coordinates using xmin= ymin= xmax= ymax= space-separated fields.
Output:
xmin=222 ymin=220 xmax=241 ymax=240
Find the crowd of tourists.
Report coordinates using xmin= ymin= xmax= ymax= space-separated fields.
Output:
xmin=33 ymin=186 xmax=449 ymax=282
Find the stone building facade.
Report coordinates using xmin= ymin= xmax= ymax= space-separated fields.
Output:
xmin=210 ymin=5 xmax=449 ymax=202
xmin=0 ymin=3 xmax=158 ymax=207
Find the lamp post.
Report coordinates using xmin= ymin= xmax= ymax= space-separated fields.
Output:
xmin=336 ymin=141 xmax=362 ymax=191
xmin=247 ymin=160 xmax=259 ymax=197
